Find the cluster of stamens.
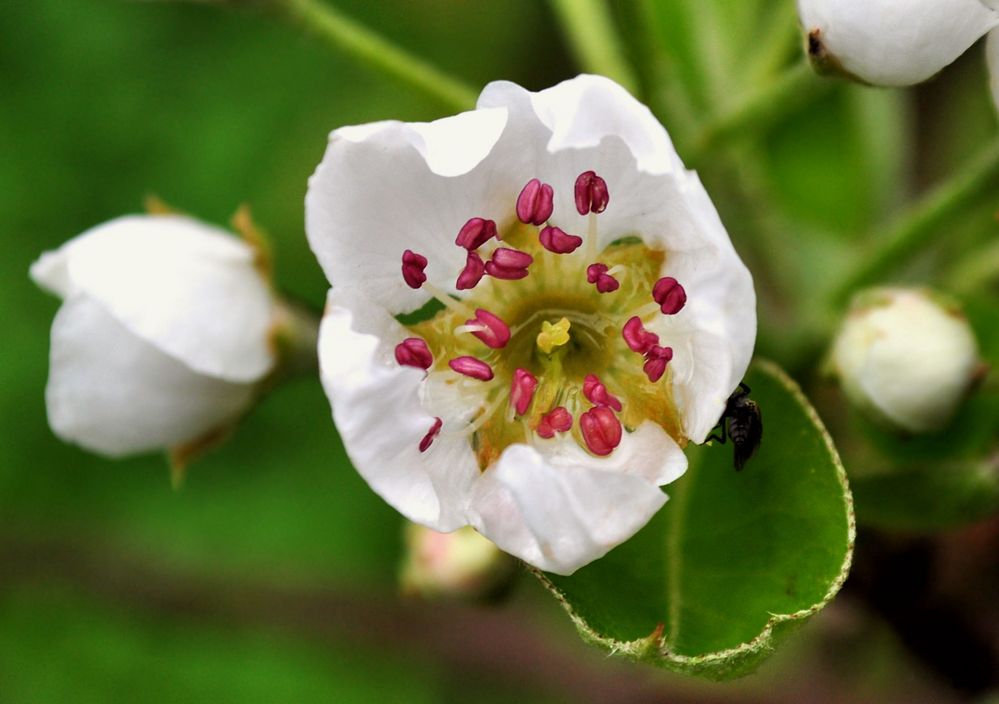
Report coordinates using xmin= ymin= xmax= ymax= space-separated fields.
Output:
xmin=396 ymin=170 xmax=688 ymax=462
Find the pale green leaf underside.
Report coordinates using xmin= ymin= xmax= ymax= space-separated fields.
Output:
xmin=534 ymin=360 xmax=855 ymax=680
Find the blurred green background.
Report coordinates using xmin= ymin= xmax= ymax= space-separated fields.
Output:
xmin=1 ymin=1 xmax=996 ymax=702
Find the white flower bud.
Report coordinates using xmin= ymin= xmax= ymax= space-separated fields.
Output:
xmin=798 ymin=0 xmax=999 ymax=86
xmin=399 ymin=524 xmax=516 ymax=600
xmin=831 ymin=288 xmax=982 ymax=434
xmin=31 ymin=215 xmax=278 ymax=459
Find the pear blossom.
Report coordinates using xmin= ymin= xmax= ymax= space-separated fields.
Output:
xmin=831 ymin=288 xmax=982 ymax=434
xmin=399 ymin=523 xmax=516 ymax=600
xmin=31 ymin=214 xmax=279 ymax=458
xmin=306 ymin=75 xmax=756 ymax=575
xmin=798 ymin=0 xmax=999 ymax=87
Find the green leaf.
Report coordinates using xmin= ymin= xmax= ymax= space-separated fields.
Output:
xmin=534 ymin=360 xmax=854 ymax=680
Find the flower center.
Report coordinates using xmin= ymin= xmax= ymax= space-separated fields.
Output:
xmin=396 ymin=171 xmax=688 ymax=467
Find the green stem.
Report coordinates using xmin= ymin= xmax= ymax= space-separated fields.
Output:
xmin=688 ymin=61 xmax=827 ymax=163
xmin=830 ymin=135 xmax=999 ymax=305
xmin=548 ymin=0 xmax=639 ymax=94
xmin=276 ymin=0 xmax=477 ymax=111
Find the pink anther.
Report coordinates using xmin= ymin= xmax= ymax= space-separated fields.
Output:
xmin=622 ymin=316 xmax=659 ymax=355
xmin=586 ymin=264 xmax=619 ymax=293
xmin=539 ymin=225 xmax=583 ymax=254
xmin=537 ymin=406 xmax=573 ymax=439
xmin=579 ymin=406 xmax=622 ymax=456
xmin=586 ymin=263 xmax=608 ymax=283
xmin=455 ymin=217 xmax=497 ymax=251
xmin=574 ymin=170 xmax=609 ymax=216
xmin=516 ymin=179 xmax=554 ymax=226
xmin=485 ymin=247 xmax=533 ymax=280
xmin=394 ymin=337 xmax=433 ymax=370
xmin=448 ymin=356 xmax=494 ymax=381
xmin=653 ymin=277 xmax=687 ymax=315
xmin=509 ymin=368 xmax=539 ymax=416
xmin=466 ymin=308 xmax=510 ymax=349
xmin=582 ymin=373 xmax=622 ymax=412
xmin=401 ymin=249 xmax=428 ymax=289
xmin=456 ymin=251 xmax=485 ymax=290
xmin=419 ymin=417 xmax=443 ymax=453
xmin=643 ymin=345 xmax=674 ymax=383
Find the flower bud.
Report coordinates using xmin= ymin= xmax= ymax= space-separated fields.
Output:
xmin=798 ymin=0 xmax=999 ymax=86
xmin=30 ymin=214 xmax=286 ymax=464
xmin=831 ymin=288 xmax=982 ymax=434
xmin=399 ymin=524 xmax=516 ymax=601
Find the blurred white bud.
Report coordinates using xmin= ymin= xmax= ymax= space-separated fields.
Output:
xmin=831 ymin=288 xmax=982 ymax=434
xmin=31 ymin=214 xmax=280 ymax=460
xmin=399 ymin=524 xmax=516 ymax=601
xmin=798 ymin=0 xmax=999 ymax=86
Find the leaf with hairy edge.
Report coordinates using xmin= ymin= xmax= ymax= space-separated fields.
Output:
xmin=533 ymin=360 xmax=854 ymax=680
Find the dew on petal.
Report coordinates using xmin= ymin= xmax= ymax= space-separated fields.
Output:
xmin=579 ymin=406 xmax=622 ymax=456
xmin=394 ymin=337 xmax=433 ymax=369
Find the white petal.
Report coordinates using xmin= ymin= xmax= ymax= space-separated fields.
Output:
xmin=317 ymin=289 xmax=480 ymax=531
xmin=987 ymin=28 xmax=999 ymax=111
xmin=46 ymin=295 xmax=256 ymax=457
xmin=31 ymin=215 xmax=275 ymax=383
xmin=468 ymin=423 xmax=686 ymax=575
xmin=479 ymin=74 xmax=685 ymax=176
xmin=798 ymin=0 xmax=999 ymax=86
xmin=306 ymin=108 xmax=517 ymax=315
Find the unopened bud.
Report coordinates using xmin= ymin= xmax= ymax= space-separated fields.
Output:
xmin=399 ymin=524 xmax=516 ymax=600
xmin=831 ymin=288 xmax=982 ymax=434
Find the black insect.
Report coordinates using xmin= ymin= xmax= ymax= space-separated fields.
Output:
xmin=707 ymin=383 xmax=763 ymax=471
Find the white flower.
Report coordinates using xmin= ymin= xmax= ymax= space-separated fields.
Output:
xmin=31 ymin=214 xmax=277 ymax=458
xmin=798 ymin=0 xmax=999 ymax=87
xmin=306 ymin=75 xmax=756 ymax=575
xmin=831 ymin=288 xmax=982 ymax=433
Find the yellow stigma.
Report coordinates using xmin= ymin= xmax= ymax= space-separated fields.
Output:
xmin=537 ymin=317 xmax=572 ymax=354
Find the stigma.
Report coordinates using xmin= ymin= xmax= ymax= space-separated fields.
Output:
xmin=395 ymin=172 xmax=688 ymax=462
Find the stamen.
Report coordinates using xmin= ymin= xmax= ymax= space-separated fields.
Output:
xmin=653 ymin=277 xmax=687 ymax=315
xmin=510 ymin=368 xmax=539 ymax=416
xmin=539 ymin=226 xmax=583 ymax=254
xmin=586 ymin=263 xmax=619 ymax=293
xmin=401 ymin=249 xmax=428 ymax=289
xmin=516 ymin=179 xmax=554 ymax=226
xmin=455 ymin=217 xmax=497 ymax=251
xmin=449 ymin=356 xmax=494 ymax=381
xmin=622 ymin=316 xmax=660 ymax=354
xmin=579 ymin=406 xmax=622 ymax=456
xmin=536 ymin=406 xmax=572 ymax=439
xmin=466 ymin=309 xmax=511 ymax=349
xmin=485 ymin=247 xmax=533 ymax=280
xmin=583 ymin=373 xmax=622 ymax=412
xmin=419 ymin=417 xmax=443 ymax=452
xmin=456 ymin=251 xmax=485 ymax=290
xmin=643 ymin=345 xmax=673 ymax=383
xmin=536 ymin=317 xmax=571 ymax=354
xmin=394 ymin=337 xmax=433 ymax=369
xmin=574 ymin=170 xmax=609 ymax=216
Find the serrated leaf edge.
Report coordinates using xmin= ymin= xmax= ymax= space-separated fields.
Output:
xmin=531 ymin=358 xmax=856 ymax=676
